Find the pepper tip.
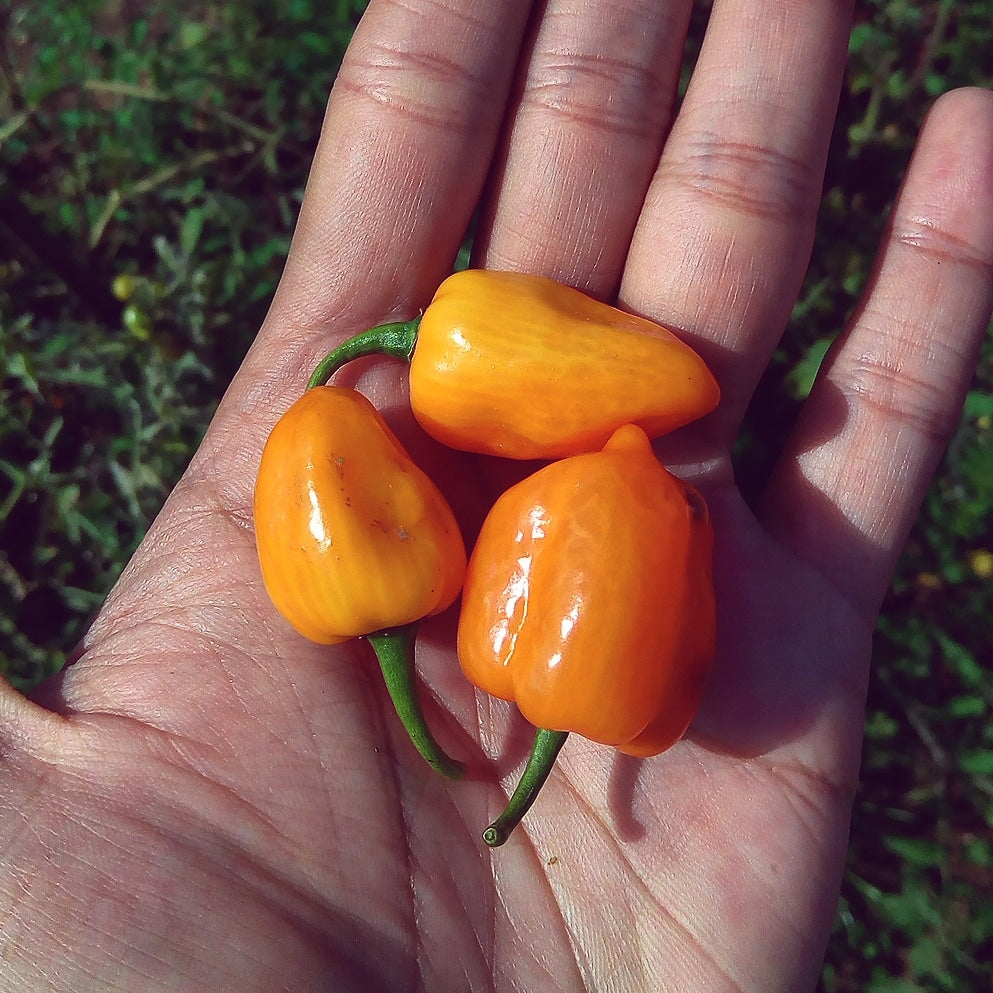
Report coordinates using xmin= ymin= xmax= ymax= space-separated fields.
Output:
xmin=482 ymin=823 xmax=509 ymax=848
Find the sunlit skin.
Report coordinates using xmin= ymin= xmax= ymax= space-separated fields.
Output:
xmin=3 ymin=2 xmax=993 ymax=990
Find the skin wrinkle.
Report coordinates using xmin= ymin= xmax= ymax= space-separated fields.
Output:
xmin=707 ymin=233 xmax=774 ymax=352
xmin=408 ymin=843 xmax=427 ymax=993
xmin=488 ymin=812 xmax=587 ymax=993
xmin=610 ymin=816 xmax=740 ymax=993
xmin=443 ymin=849 xmax=494 ymax=992
xmin=486 ymin=161 xmax=573 ymax=266
xmin=893 ymin=213 xmax=993 ymax=273
xmin=14 ymin=761 xmax=291 ymax=980
xmin=336 ymin=30 xmax=495 ymax=131
xmin=127 ymin=744 xmax=410 ymax=990
xmin=839 ymin=357 xmax=960 ymax=444
xmin=552 ymin=754 xmax=837 ymax=993
xmin=748 ymin=760 xmax=847 ymax=858
xmin=660 ymin=129 xmax=818 ymax=224
xmin=493 ymin=872 xmax=539 ymax=992
xmin=98 ymin=514 xmax=240 ymax=609
xmin=81 ymin=529 xmax=272 ymax=679
xmin=72 ymin=619 xmax=250 ymax=702
xmin=794 ymin=435 xmax=912 ymax=551
xmin=544 ymin=774 xmax=716 ymax=992
xmin=757 ymin=96 xmax=993 ymax=617
xmin=372 ymin=686 xmax=427 ymax=993
xmin=832 ymin=303 xmax=978 ymax=444
xmin=474 ymin=685 xmax=509 ymax=759
xmin=160 ymin=822 xmax=394 ymax=988
xmin=522 ymin=50 xmax=666 ymax=138
xmin=381 ymin=0 xmax=494 ymax=30
xmin=400 ymin=776 xmax=506 ymax=992
xmin=282 ymin=664 xmax=344 ymax=838
xmin=59 ymin=638 xmax=390 ymax=905
xmin=77 ymin=716 xmax=293 ymax=844
xmin=763 ymin=450 xmax=888 ymax=612
xmin=623 ymin=2 xmax=849 ymax=396
xmin=53 ymin=857 xmax=191 ymax=991
xmin=0 ymin=770 xmax=59 ymax=956
xmin=487 ymin=853 xmax=500 ymax=993
xmin=174 ymin=453 xmax=268 ymax=547
xmin=553 ymin=894 xmax=600 ymax=993
xmin=411 ymin=836 xmax=485 ymax=993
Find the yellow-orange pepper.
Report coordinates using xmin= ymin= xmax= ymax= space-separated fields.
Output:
xmin=254 ymin=385 xmax=467 ymax=778
xmin=308 ymin=269 xmax=720 ymax=459
xmin=456 ymin=424 xmax=715 ymax=844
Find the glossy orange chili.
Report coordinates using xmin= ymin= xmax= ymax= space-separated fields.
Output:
xmin=254 ymin=385 xmax=467 ymax=778
xmin=308 ymin=269 xmax=720 ymax=459
xmin=456 ymin=424 xmax=715 ymax=844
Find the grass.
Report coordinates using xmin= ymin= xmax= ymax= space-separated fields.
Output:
xmin=2 ymin=1 xmax=992 ymax=989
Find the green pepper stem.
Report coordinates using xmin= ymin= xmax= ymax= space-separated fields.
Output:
xmin=483 ymin=728 xmax=569 ymax=847
xmin=366 ymin=624 xmax=464 ymax=780
xmin=307 ymin=316 xmax=422 ymax=390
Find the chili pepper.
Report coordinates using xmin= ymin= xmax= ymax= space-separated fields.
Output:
xmin=254 ymin=385 xmax=467 ymax=779
xmin=308 ymin=269 xmax=720 ymax=459
xmin=456 ymin=423 xmax=715 ymax=844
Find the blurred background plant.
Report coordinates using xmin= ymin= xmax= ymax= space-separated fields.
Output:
xmin=1 ymin=0 xmax=990 ymax=989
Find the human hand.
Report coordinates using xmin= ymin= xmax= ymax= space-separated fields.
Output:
xmin=3 ymin=1 xmax=992 ymax=990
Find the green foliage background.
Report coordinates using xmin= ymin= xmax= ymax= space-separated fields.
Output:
xmin=1 ymin=1 xmax=991 ymax=989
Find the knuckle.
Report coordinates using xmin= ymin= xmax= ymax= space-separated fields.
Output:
xmin=840 ymin=315 xmax=967 ymax=443
xmin=661 ymin=127 xmax=819 ymax=223
xmin=522 ymin=49 xmax=668 ymax=139
xmin=335 ymin=0 xmax=495 ymax=130
xmin=892 ymin=214 xmax=993 ymax=275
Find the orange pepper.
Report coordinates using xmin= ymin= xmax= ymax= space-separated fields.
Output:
xmin=254 ymin=385 xmax=467 ymax=778
xmin=308 ymin=269 xmax=720 ymax=459
xmin=456 ymin=424 xmax=715 ymax=844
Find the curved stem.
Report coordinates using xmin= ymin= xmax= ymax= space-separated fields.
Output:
xmin=366 ymin=624 xmax=464 ymax=780
xmin=307 ymin=316 xmax=421 ymax=390
xmin=484 ymin=728 xmax=569 ymax=847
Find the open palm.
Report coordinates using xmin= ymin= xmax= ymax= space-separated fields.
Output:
xmin=3 ymin=2 xmax=993 ymax=990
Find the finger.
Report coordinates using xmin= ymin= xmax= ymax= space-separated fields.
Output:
xmin=475 ymin=0 xmax=694 ymax=297
xmin=235 ymin=0 xmax=534 ymax=402
xmin=621 ymin=0 xmax=854 ymax=437
xmin=761 ymin=87 xmax=993 ymax=612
